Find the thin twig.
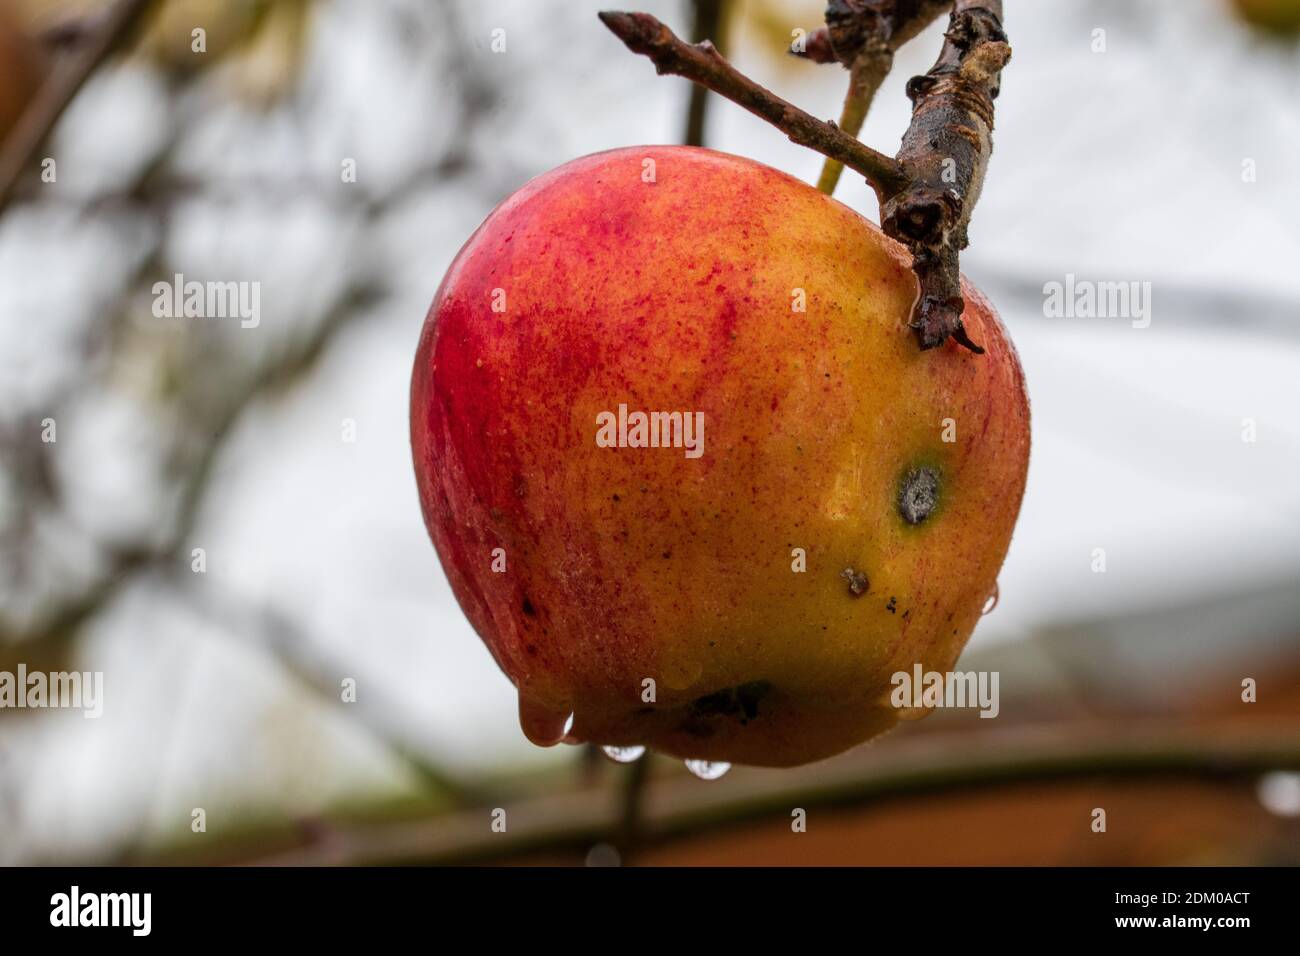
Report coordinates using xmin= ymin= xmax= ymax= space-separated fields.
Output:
xmin=0 ymin=0 xmax=156 ymax=215
xmin=599 ymin=10 xmax=906 ymax=199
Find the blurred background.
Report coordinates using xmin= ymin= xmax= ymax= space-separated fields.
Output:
xmin=1 ymin=0 xmax=1298 ymax=866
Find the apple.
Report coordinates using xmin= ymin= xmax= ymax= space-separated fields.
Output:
xmin=410 ymin=146 xmax=1030 ymax=768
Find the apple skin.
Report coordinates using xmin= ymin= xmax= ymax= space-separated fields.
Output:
xmin=411 ymin=146 xmax=1029 ymax=767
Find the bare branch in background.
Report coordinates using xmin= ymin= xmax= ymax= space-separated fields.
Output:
xmin=0 ymin=1 xmax=510 ymax=847
xmin=0 ymin=280 xmax=384 ymax=652
xmin=177 ymin=574 xmax=481 ymax=806
xmin=682 ymin=0 xmax=729 ymax=147
xmin=235 ymin=721 xmax=1300 ymax=866
xmin=0 ymin=0 xmax=156 ymax=215
xmin=615 ymin=743 xmax=652 ymax=861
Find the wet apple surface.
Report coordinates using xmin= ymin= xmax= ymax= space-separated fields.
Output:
xmin=411 ymin=146 xmax=1030 ymax=768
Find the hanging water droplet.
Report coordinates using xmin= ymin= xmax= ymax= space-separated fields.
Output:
xmin=685 ymin=759 xmax=731 ymax=781
xmin=982 ymin=581 xmax=1000 ymax=616
xmin=893 ymin=704 xmax=931 ymax=722
xmin=602 ymin=745 xmax=646 ymax=764
xmin=517 ymin=692 xmax=573 ymax=747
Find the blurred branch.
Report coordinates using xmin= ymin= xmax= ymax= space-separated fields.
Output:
xmin=0 ymin=281 xmax=383 ymax=640
xmin=0 ymin=0 xmax=156 ymax=216
xmin=242 ymin=720 xmax=1300 ymax=865
xmin=682 ymin=0 xmax=729 ymax=147
xmin=4 ymin=280 xmax=480 ymax=807
xmin=615 ymin=753 xmax=652 ymax=859
xmin=2 ymin=0 xmax=505 ymax=818
xmin=176 ymin=574 xmax=482 ymax=807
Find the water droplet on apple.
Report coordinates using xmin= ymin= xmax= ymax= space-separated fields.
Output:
xmin=684 ymin=759 xmax=731 ymax=780
xmin=517 ymin=692 xmax=573 ymax=747
xmin=982 ymin=581 xmax=1000 ymax=616
xmin=602 ymin=745 xmax=646 ymax=764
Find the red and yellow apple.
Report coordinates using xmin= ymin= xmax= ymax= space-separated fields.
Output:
xmin=410 ymin=146 xmax=1029 ymax=768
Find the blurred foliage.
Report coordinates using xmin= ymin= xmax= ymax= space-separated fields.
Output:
xmin=734 ymin=0 xmax=825 ymax=73
xmin=1230 ymin=0 xmax=1300 ymax=36
xmin=135 ymin=0 xmax=314 ymax=103
xmin=12 ymin=0 xmax=314 ymax=104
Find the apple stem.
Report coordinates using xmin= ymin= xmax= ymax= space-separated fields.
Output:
xmin=809 ymin=1 xmax=952 ymax=197
xmin=815 ymin=56 xmax=888 ymax=196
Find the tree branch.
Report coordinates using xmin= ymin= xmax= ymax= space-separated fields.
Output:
xmin=0 ymin=0 xmax=156 ymax=216
xmin=882 ymin=0 xmax=1008 ymax=352
xmin=598 ymin=10 xmax=906 ymax=199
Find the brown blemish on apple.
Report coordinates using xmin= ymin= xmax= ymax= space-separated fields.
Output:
xmin=841 ymin=567 xmax=869 ymax=596
xmin=899 ymin=466 xmax=940 ymax=524
xmin=679 ymin=680 xmax=773 ymax=736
